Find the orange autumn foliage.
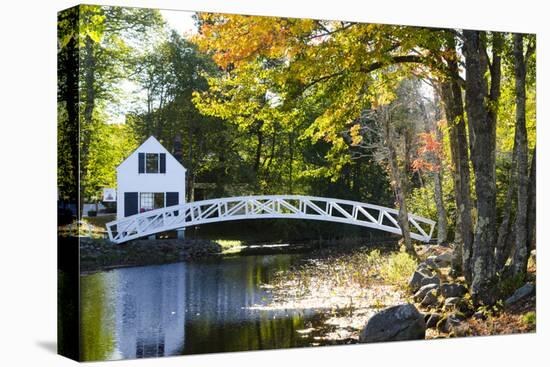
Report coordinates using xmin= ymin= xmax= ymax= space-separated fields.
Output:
xmin=412 ymin=132 xmax=443 ymax=172
xmin=193 ymin=13 xmax=316 ymax=70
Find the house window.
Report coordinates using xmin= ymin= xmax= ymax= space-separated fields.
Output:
xmin=140 ymin=193 xmax=165 ymax=212
xmin=139 ymin=152 xmax=166 ymax=174
xmin=146 ymin=153 xmax=159 ymax=173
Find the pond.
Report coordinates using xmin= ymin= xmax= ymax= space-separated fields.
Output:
xmin=79 ymin=254 xmax=323 ymax=361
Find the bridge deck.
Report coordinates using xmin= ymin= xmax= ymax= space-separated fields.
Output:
xmin=106 ymin=195 xmax=436 ymax=244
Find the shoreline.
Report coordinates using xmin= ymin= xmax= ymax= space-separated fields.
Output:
xmin=76 ymin=236 xmax=536 ymax=344
xmin=78 ymin=237 xmax=222 ymax=273
xmin=76 ymin=235 xmax=399 ymax=273
xmin=250 ymin=244 xmax=536 ymax=343
xmin=249 ymin=245 xmax=409 ymax=343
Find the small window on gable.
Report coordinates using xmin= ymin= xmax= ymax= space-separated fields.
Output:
xmin=139 ymin=153 xmax=166 ymax=174
xmin=146 ymin=153 xmax=159 ymax=173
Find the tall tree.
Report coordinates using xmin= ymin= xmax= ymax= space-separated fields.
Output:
xmin=436 ymin=32 xmax=474 ymax=280
xmin=462 ymin=31 xmax=503 ymax=303
xmin=418 ymin=87 xmax=448 ymax=245
xmin=511 ymin=33 xmax=536 ymax=277
xmin=191 ymin=15 xmax=536 ymax=300
xmin=76 ymin=5 xmax=163 ymax=209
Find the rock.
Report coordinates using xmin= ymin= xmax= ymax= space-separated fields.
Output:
xmin=456 ymin=299 xmax=474 ymax=317
xmin=450 ymin=323 xmax=470 ymax=337
xmin=446 ymin=314 xmax=469 ymax=337
xmin=434 ymin=251 xmax=452 ymax=267
xmin=437 ymin=313 xmax=463 ymax=334
xmin=359 ymin=303 xmax=426 ymax=343
xmin=440 ymin=283 xmax=468 ymax=298
xmin=425 ymin=257 xmax=439 ymax=269
xmin=444 ymin=297 xmax=460 ymax=310
xmin=426 ymin=313 xmax=442 ymax=329
xmin=408 ymin=269 xmax=433 ymax=292
xmin=420 ymin=274 xmax=440 ymax=287
xmin=504 ymin=283 xmax=536 ymax=308
xmin=416 ymin=262 xmax=433 ymax=273
xmin=420 ymin=290 xmax=439 ymax=308
xmin=472 ymin=311 xmax=487 ymax=320
xmin=414 ymin=284 xmax=439 ymax=302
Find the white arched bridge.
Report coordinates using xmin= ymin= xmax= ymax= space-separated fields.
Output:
xmin=106 ymin=195 xmax=435 ymax=244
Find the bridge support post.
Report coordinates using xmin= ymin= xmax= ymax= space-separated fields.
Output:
xmin=177 ymin=228 xmax=185 ymax=240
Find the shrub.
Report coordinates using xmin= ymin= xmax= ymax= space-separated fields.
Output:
xmin=521 ymin=311 xmax=536 ymax=326
xmin=497 ymin=273 xmax=525 ymax=299
xmin=380 ymin=251 xmax=417 ymax=287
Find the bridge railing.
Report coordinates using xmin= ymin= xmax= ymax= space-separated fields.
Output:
xmin=106 ymin=195 xmax=435 ymax=244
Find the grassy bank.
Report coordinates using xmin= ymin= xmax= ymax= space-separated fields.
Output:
xmin=251 ymin=245 xmax=416 ymax=342
xmin=252 ymin=244 xmax=536 ymax=343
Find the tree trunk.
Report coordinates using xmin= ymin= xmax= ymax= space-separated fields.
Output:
xmin=421 ymin=90 xmax=448 ymax=245
xmin=253 ymin=121 xmax=264 ymax=173
xmin=380 ymin=107 xmax=415 ymax=256
xmin=495 ymin=145 xmax=517 ymax=272
xmin=463 ymin=30 xmax=501 ymax=304
xmin=440 ymin=76 xmax=472 ymax=279
xmin=511 ymin=33 xmax=529 ymax=278
xmin=59 ymin=33 xmax=80 ymax=213
xmin=451 ymin=77 xmax=474 ymax=281
xmin=288 ymin=131 xmax=294 ymax=194
xmin=173 ymin=133 xmax=183 ymax=163
xmin=526 ymin=146 xmax=536 ymax=252
xmin=80 ymin=35 xmax=96 ymax=215
xmin=439 ymin=32 xmax=475 ymax=280
xmin=187 ymin=123 xmax=194 ymax=202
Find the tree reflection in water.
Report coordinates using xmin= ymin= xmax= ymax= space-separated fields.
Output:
xmin=80 ymin=254 xmax=317 ymax=361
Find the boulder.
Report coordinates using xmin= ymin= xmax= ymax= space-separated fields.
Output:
xmin=420 ymin=274 xmax=441 ymax=288
xmin=445 ymin=314 xmax=469 ymax=336
xmin=408 ymin=269 xmax=433 ymax=292
xmin=414 ymin=283 xmax=439 ymax=302
xmin=426 ymin=313 xmax=442 ymax=329
xmin=437 ymin=313 xmax=463 ymax=334
xmin=472 ymin=310 xmax=487 ymax=320
xmin=359 ymin=303 xmax=426 ymax=343
xmin=434 ymin=251 xmax=453 ymax=267
xmin=504 ymin=283 xmax=536 ymax=308
xmin=416 ymin=262 xmax=433 ymax=273
xmin=440 ymin=283 xmax=468 ymax=298
xmin=420 ymin=290 xmax=439 ymax=308
xmin=444 ymin=297 xmax=460 ymax=310
xmin=424 ymin=257 xmax=439 ymax=269
xmin=451 ymin=323 xmax=470 ymax=337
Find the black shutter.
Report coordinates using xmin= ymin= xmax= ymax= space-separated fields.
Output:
xmin=160 ymin=153 xmax=166 ymax=173
xmin=124 ymin=192 xmax=138 ymax=217
xmin=166 ymin=192 xmax=179 ymax=206
xmin=138 ymin=153 xmax=145 ymax=173
xmin=166 ymin=192 xmax=179 ymax=215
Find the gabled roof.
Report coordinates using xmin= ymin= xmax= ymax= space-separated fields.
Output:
xmin=116 ymin=136 xmax=186 ymax=171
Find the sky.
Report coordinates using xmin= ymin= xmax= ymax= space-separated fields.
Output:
xmin=107 ymin=9 xmax=198 ymax=124
xmin=160 ymin=9 xmax=198 ymax=37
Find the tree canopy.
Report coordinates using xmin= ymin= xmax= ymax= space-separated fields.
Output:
xmin=58 ymin=6 xmax=536 ymax=304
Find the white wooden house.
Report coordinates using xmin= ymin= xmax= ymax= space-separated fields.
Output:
xmin=116 ymin=136 xmax=186 ymax=221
